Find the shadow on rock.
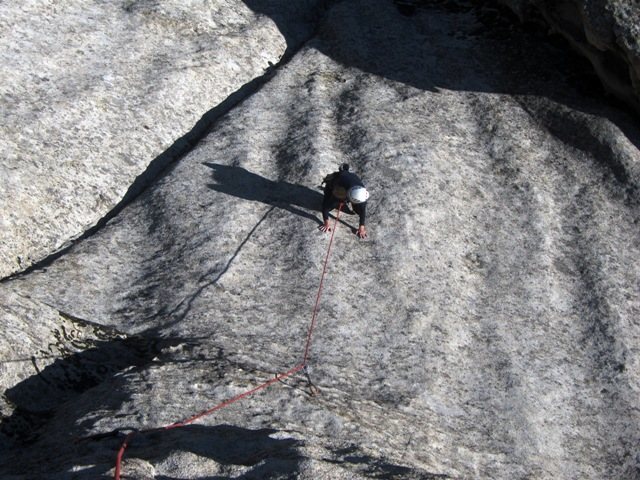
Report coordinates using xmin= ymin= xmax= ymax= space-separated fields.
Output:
xmin=204 ymin=162 xmax=324 ymax=225
xmin=131 ymin=424 xmax=302 ymax=479
xmin=243 ymin=0 xmax=640 ymax=145
xmin=327 ymin=444 xmax=449 ymax=479
xmin=0 ymin=320 xmax=184 ymax=449
xmin=241 ymin=0 xmax=330 ymax=57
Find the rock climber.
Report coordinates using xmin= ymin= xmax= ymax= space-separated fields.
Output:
xmin=319 ymin=163 xmax=369 ymax=239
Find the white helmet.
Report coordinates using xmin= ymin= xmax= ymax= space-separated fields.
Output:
xmin=348 ymin=186 xmax=369 ymax=204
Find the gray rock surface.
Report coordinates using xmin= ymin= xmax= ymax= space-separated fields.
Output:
xmin=0 ymin=0 xmax=323 ymax=278
xmin=497 ymin=0 xmax=640 ymax=113
xmin=2 ymin=1 xmax=640 ymax=479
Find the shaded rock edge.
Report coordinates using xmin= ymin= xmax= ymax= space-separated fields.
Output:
xmin=497 ymin=0 xmax=640 ymax=115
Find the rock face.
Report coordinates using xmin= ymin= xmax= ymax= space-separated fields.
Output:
xmin=0 ymin=0 xmax=324 ymax=278
xmin=2 ymin=1 xmax=640 ymax=479
xmin=497 ymin=0 xmax=640 ymax=113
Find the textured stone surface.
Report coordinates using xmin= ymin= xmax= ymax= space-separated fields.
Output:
xmin=497 ymin=0 xmax=640 ymax=112
xmin=0 ymin=0 xmax=323 ymax=278
xmin=1 ymin=1 xmax=640 ymax=479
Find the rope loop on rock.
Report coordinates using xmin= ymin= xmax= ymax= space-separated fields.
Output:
xmin=113 ymin=204 xmax=343 ymax=479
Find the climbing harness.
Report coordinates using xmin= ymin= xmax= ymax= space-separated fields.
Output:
xmin=113 ymin=204 xmax=344 ymax=479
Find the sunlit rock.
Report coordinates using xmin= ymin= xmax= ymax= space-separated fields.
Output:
xmin=1 ymin=1 xmax=639 ymax=479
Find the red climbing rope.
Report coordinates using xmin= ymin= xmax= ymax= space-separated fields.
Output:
xmin=303 ymin=203 xmax=343 ymax=364
xmin=114 ymin=205 xmax=343 ymax=479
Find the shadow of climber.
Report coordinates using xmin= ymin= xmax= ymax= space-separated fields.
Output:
xmin=204 ymin=162 xmax=324 ymax=225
